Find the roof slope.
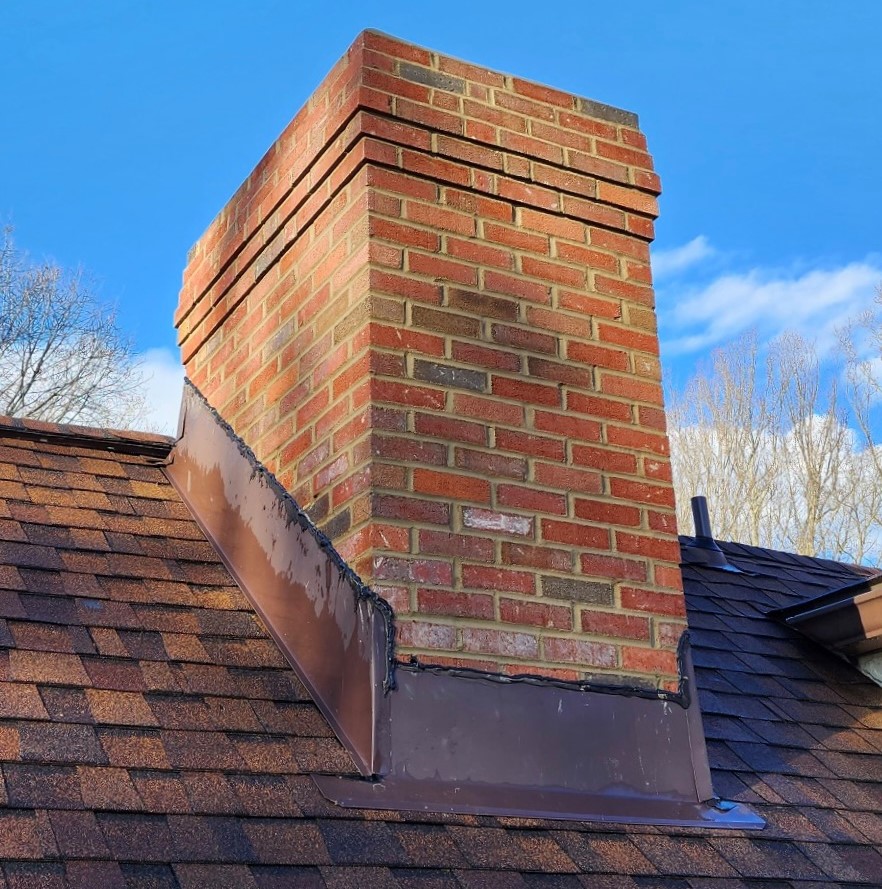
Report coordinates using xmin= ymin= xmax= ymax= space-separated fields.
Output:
xmin=1 ymin=420 xmax=882 ymax=886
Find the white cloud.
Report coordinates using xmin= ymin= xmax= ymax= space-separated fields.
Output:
xmin=133 ymin=348 xmax=185 ymax=435
xmin=651 ymin=235 xmax=715 ymax=279
xmin=661 ymin=259 xmax=882 ymax=356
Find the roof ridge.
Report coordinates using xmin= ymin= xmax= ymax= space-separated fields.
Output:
xmin=0 ymin=413 xmax=174 ymax=458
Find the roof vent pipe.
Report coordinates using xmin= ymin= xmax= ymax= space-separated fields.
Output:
xmin=691 ymin=496 xmax=719 ymax=542
xmin=682 ymin=496 xmax=740 ymax=571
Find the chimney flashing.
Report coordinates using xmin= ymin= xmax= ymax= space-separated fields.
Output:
xmin=168 ymin=380 xmax=761 ymax=829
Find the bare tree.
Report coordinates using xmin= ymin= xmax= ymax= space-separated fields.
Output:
xmin=668 ymin=332 xmax=784 ymax=548
xmin=669 ymin=331 xmax=880 ymax=564
xmin=0 ymin=230 xmax=147 ymax=427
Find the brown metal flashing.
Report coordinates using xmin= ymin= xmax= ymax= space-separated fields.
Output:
xmin=316 ymin=652 xmax=758 ymax=828
xmin=166 ymin=382 xmax=392 ymax=775
xmin=167 ymin=380 xmax=761 ymax=828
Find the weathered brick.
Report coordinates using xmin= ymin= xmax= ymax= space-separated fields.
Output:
xmin=412 ymin=359 xmax=487 ymax=392
xmin=541 ymin=575 xmax=613 ymax=606
xmin=500 ymin=598 xmax=572 ymax=631
xmin=461 ymin=627 xmax=539 ymax=659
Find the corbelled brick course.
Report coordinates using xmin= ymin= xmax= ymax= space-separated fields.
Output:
xmin=176 ymin=31 xmax=685 ymax=687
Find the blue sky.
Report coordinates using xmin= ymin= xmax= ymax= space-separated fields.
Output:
xmin=2 ymin=1 xmax=880 ymax=431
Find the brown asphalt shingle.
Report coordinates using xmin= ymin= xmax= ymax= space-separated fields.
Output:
xmin=4 ymin=421 xmax=882 ymax=886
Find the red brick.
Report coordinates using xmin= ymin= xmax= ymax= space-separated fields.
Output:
xmin=581 ymin=611 xmax=651 ymax=641
xmin=620 ymin=587 xmax=687 ymax=617
xmin=447 ymin=237 xmax=513 ymax=269
xmin=371 ymin=379 xmax=446 ymax=410
xmin=533 ymin=411 xmax=602 ymax=442
xmin=408 ymin=252 xmax=478 ymax=285
xmin=606 ymin=425 xmax=669 ymax=455
xmin=496 ymin=429 xmax=565 ymax=461
xmin=533 ymin=463 xmax=602 ymax=495
xmin=401 ymin=149 xmax=472 ymax=187
xmin=370 ymin=323 xmax=445 ymax=357
xmin=418 ymin=530 xmax=494 ymax=561
xmin=622 ymin=646 xmax=678 ymax=676
xmin=413 ymin=469 xmax=491 ymax=504
xmin=454 ymin=393 xmax=524 ymax=427
xmin=497 ymin=484 xmax=566 ymax=515
xmin=654 ymin=565 xmax=684 ymax=591
xmin=638 ymin=405 xmax=668 ymax=431
xmin=372 ymin=270 xmax=442 ymax=304
xmin=526 ymin=357 xmax=593 ymax=388
xmin=574 ymin=498 xmax=641 ymax=527
xmin=484 ymin=270 xmax=551 ymax=303
xmin=526 ymin=306 xmax=591 ymax=338
xmin=371 ymin=433 xmax=447 ymax=466
xmin=415 ymin=413 xmax=488 ymax=446
xmin=373 ymin=494 xmax=450 ymax=526
xmin=452 ymin=341 xmax=521 ymax=373
xmin=657 ymin=621 xmax=686 ymax=649
xmin=369 ymin=216 xmax=441 ymax=251
xmin=455 ymin=447 xmax=527 ymax=480
xmin=492 ymin=375 xmax=561 ymax=407
xmin=643 ymin=457 xmax=673 ymax=482
xmin=571 ymin=445 xmax=637 ymax=474
xmin=490 ymin=323 xmax=557 ymax=355
xmin=406 ymin=201 xmax=476 ymax=237
xmin=616 ymin=531 xmax=681 ymax=562
xmin=521 ymin=255 xmax=585 ymax=287
xmin=558 ymin=290 xmax=623 ymax=320
xmin=597 ymin=181 xmax=658 ymax=216
xmin=462 ymin=564 xmax=535 ymax=594
xmin=589 ymin=228 xmax=650 ymax=262
xmin=500 ymin=598 xmax=572 ymax=631
xmin=483 ymin=222 xmax=548 ymax=254
xmin=366 ymin=166 xmax=438 ymax=201
xmin=566 ymin=341 xmax=629 ymax=372
xmin=596 ymin=139 xmax=654 ymax=169
xmin=542 ymin=519 xmax=609 ymax=550
xmin=609 ymin=477 xmax=675 ymax=508
xmin=518 ymin=208 xmax=584 ymax=242
xmin=498 ymin=538 xmax=570 ymax=569
xmin=600 ymin=374 xmax=663 ymax=405
xmin=444 ymin=188 xmax=512 ymax=222
xmin=555 ymin=242 xmax=620 ymax=273
xmin=648 ymin=509 xmax=677 ymax=534
xmin=417 ymin=588 xmax=495 ymax=620
xmin=567 ymin=392 xmax=632 ymax=423
xmin=597 ymin=322 xmax=659 ymax=355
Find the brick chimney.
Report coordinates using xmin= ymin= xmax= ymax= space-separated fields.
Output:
xmin=175 ymin=31 xmax=685 ymax=692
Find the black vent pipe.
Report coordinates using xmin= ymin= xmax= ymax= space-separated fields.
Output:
xmin=682 ymin=495 xmax=739 ymax=571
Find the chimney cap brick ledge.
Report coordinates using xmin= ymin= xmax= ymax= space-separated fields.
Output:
xmin=359 ymin=29 xmax=643 ymax=128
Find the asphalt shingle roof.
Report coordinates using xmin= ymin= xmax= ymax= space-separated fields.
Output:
xmin=2 ymin=418 xmax=882 ymax=886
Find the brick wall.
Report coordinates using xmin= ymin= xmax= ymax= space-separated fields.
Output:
xmin=176 ymin=31 xmax=687 ymax=689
